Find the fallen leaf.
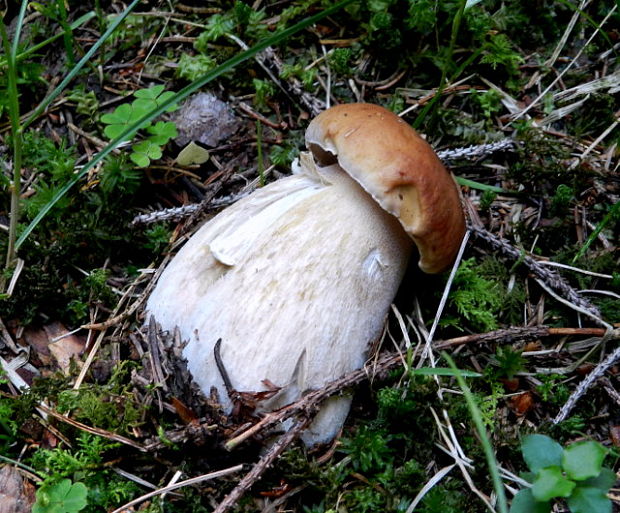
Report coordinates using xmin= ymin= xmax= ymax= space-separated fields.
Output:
xmin=510 ymin=391 xmax=535 ymax=416
xmin=0 ymin=466 xmax=36 ymax=513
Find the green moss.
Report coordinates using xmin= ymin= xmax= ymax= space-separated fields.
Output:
xmin=445 ymin=258 xmax=503 ymax=332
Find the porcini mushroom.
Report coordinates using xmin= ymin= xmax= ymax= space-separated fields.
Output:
xmin=146 ymin=103 xmax=465 ymax=445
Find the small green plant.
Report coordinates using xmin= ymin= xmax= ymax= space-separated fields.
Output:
xmin=494 ymin=346 xmax=525 ymax=380
xmin=66 ymin=86 xmax=100 ymax=120
xmin=252 ymin=78 xmax=276 ymax=111
xmin=445 ymin=257 xmax=503 ymax=331
xmin=475 ymin=88 xmax=503 ymax=119
xmin=328 ymin=47 xmax=355 ymax=76
xmin=479 ymin=189 xmax=497 ymax=211
xmin=100 ymin=85 xmax=178 ymax=167
xmin=510 ymin=434 xmax=614 ymax=513
xmin=175 ymin=53 xmax=217 ymax=82
xmin=537 ymin=374 xmax=570 ymax=405
xmin=0 ymin=385 xmax=18 ymax=452
xmin=550 ymin=184 xmax=574 ymax=216
xmin=33 ymin=479 xmax=88 ymax=513
xmin=476 ymin=380 xmax=504 ymax=429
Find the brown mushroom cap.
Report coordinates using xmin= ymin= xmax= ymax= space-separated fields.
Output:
xmin=305 ymin=103 xmax=465 ymax=273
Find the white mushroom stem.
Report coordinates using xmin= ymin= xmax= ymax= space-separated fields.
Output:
xmin=147 ymin=152 xmax=412 ymax=445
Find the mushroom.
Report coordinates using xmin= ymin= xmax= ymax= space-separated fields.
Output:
xmin=146 ymin=103 xmax=465 ymax=445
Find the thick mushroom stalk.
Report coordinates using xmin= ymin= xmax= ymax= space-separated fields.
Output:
xmin=146 ymin=103 xmax=465 ymax=445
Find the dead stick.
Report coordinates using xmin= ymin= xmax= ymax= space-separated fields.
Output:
xmin=434 ymin=326 xmax=607 ymax=349
xmin=38 ymin=404 xmax=146 ymax=452
xmin=213 ymin=417 xmax=311 ymax=513
xmin=468 ymin=224 xmax=603 ymax=320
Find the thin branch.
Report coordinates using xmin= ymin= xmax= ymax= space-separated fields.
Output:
xmin=213 ymin=418 xmax=311 ymax=513
xmin=553 ymin=329 xmax=620 ymax=424
xmin=110 ymin=465 xmax=244 ymax=513
xmin=468 ymin=224 xmax=604 ymax=322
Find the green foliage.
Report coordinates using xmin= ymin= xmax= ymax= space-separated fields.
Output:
xmin=328 ymin=48 xmax=355 ymax=76
xmin=0 ymin=389 xmax=18 ymax=452
xmin=29 ymin=432 xmax=140 ymax=513
xmin=100 ymin=85 xmax=178 ymax=167
xmin=404 ymin=0 xmax=437 ymax=34
xmin=418 ymin=484 xmax=473 ymax=513
xmin=175 ymin=53 xmax=217 ymax=82
xmin=479 ymin=190 xmax=497 ymax=211
xmin=143 ymin=224 xmax=171 ymax=253
xmin=105 ymin=14 xmax=150 ymax=51
xmin=280 ymin=60 xmax=317 ymax=89
xmin=550 ymin=184 xmax=574 ymax=216
xmin=269 ymin=143 xmax=299 ymax=168
xmin=536 ymin=374 xmax=570 ymax=405
xmin=340 ymin=425 xmax=395 ymax=473
xmin=494 ymin=346 xmax=525 ymax=379
xmin=197 ymin=14 xmax=236 ymax=45
xmin=33 ymin=479 xmax=88 ymax=513
xmin=446 ymin=258 xmax=503 ymax=331
xmin=99 ymin=154 xmax=141 ymax=196
xmin=479 ymin=33 xmax=523 ymax=74
xmin=31 ymin=432 xmax=112 ymax=481
xmin=475 ymin=380 xmax=504 ymax=429
xmin=511 ymin=434 xmax=613 ymax=513
xmin=252 ymin=78 xmax=276 ymax=111
xmin=193 ymin=2 xmax=267 ymax=49
xmin=19 ymin=132 xmax=76 ymax=219
xmin=21 ymin=131 xmax=76 ymax=182
xmin=475 ymin=89 xmax=502 ymax=119
xmin=55 ymin=363 xmax=142 ymax=432
xmin=66 ymin=86 xmax=99 ymax=119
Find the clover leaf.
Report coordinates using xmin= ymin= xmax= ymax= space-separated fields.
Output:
xmin=146 ymin=121 xmax=178 ymax=145
xmin=510 ymin=435 xmax=614 ymax=513
xmin=33 ymin=479 xmax=88 ymax=513
xmin=131 ymin=140 xmax=163 ymax=167
xmin=100 ymin=103 xmax=138 ymax=140
xmin=100 ymin=86 xmax=179 ymax=168
xmin=509 ymin=488 xmax=551 ymax=513
xmin=133 ymin=85 xmax=177 ymax=113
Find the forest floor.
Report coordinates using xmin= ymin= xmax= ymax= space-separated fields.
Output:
xmin=0 ymin=1 xmax=619 ymax=512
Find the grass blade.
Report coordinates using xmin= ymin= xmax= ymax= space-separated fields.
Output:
xmin=16 ymin=0 xmax=355 ymax=250
xmin=0 ymin=18 xmax=24 ymax=268
xmin=443 ymin=352 xmax=509 ymax=513
xmin=9 ymin=0 xmax=29 ymax=58
xmin=412 ymin=367 xmax=482 ymax=378
xmin=16 ymin=12 xmax=96 ymax=63
xmin=456 ymin=177 xmax=507 ymax=193
xmin=22 ymin=0 xmax=141 ymax=130
xmin=572 ymin=201 xmax=620 ymax=263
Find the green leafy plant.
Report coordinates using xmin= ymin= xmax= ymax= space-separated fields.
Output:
xmin=550 ymin=184 xmax=575 ymax=216
xmin=445 ymin=257 xmax=503 ymax=331
xmin=17 ymin=0 xmax=355 ymax=256
xmin=100 ymin=85 xmax=178 ymax=167
xmin=175 ymin=53 xmax=217 ymax=82
xmin=0 ymin=387 xmax=18 ymax=452
xmin=510 ymin=434 xmax=613 ymax=513
xmin=33 ymin=479 xmax=88 ymax=513
xmin=536 ymin=374 xmax=570 ymax=405
xmin=494 ymin=346 xmax=525 ymax=379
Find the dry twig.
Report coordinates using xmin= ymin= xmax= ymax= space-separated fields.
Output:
xmin=213 ymin=418 xmax=311 ymax=513
xmin=468 ymin=224 xmax=604 ymax=322
xmin=553 ymin=329 xmax=620 ymax=424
